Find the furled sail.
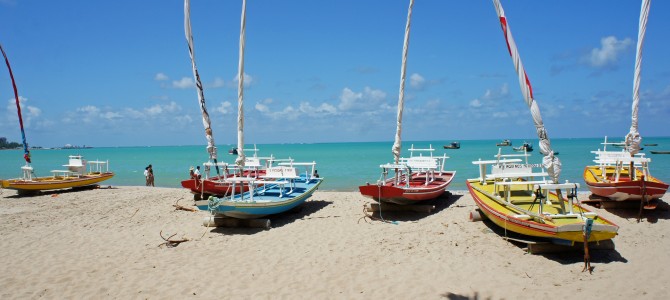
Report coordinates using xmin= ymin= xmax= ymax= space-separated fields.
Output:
xmin=184 ymin=0 xmax=219 ymax=174
xmin=391 ymin=0 xmax=414 ymax=164
xmin=492 ymin=0 xmax=561 ymax=183
xmin=625 ymin=0 xmax=650 ymax=156
xmin=1 ymin=44 xmax=31 ymax=164
xmin=235 ymin=0 xmax=247 ymax=168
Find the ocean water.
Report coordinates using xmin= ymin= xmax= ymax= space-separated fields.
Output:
xmin=2 ymin=137 xmax=670 ymax=192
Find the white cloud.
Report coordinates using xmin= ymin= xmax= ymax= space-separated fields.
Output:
xmin=255 ymin=102 xmax=270 ymax=113
xmin=209 ymin=77 xmax=225 ymax=88
xmin=232 ymin=73 xmax=253 ymax=87
xmin=172 ymin=77 xmax=195 ymax=89
xmin=482 ymin=83 xmax=509 ymax=100
xmin=298 ymin=102 xmax=338 ymax=115
xmin=77 ymin=105 xmax=100 ymax=114
xmin=154 ymin=73 xmax=169 ymax=81
xmin=409 ymin=73 xmax=425 ymax=89
xmin=338 ymin=86 xmax=386 ymax=111
xmin=145 ymin=101 xmax=180 ymax=116
xmin=469 ymin=99 xmax=482 ymax=108
xmin=216 ymin=101 xmax=233 ymax=115
xmin=586 ymin=36 xmax=632 ymax=68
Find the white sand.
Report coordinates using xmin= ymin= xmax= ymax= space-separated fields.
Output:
xmin=0 ymin=186 xmax=668 ymax=299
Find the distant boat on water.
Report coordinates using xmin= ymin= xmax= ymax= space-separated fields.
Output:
xmin=512 ymin=142 xmax=533 ymax=152
xmin=496 ymin=139 xmax=511 ymax=146
xmin=650 ymin=150 xmax=670 ymax=154
xmin=645 ymin=143 xmax=658 ymax=146
xmin=443 ymin=141 xmax=460 ymax=149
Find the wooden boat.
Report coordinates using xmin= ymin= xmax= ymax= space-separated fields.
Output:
xmin=496 ymin=139 xmax=512 ymax=147
xmin=1 ymin=45 xmax=114 ymax=194
xmin=443 ymin=141 xmax=460 ymax=149
xmin=359 ymin=145 xmax=456 ymax=205
xmin=181 ymin=150 xmax=272 ymax=200
xmin=186 ymin=0 xmax=323 ymax=220
xmin=200 ymin=163 xmax=323 ymax=218
xmin=358 ymin=1 xmax=455 ymax=206
xmin=584 ymin=148 xmax=668 ymax=201
xmin=467 ymin=158 xmax=618 ymax=243
xmin=470 ymin=0 xmax=619 ymax=248
xmin=650 ymin=150 xmax=670 ymax=154
xmin=583 ymin=1 xmax=667 ymax=204
xmin=1 ymin=155 xmax=114 ymax=193
xmin=513 ymin=142 xmax=533 ymax=152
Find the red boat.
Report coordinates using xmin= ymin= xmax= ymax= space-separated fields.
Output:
xmin=584 ymin=165 xmax=668 ymax=202
xmin=181 ymin=161 xmax=266 ymax=200
xmin=359 ymin=155 xmax=456 ymax=205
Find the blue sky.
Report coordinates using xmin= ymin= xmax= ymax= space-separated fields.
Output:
xmin=1 ymin=0 xmax=669 ymax=147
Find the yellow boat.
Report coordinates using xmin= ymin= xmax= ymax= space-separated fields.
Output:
xmin=1 ymin=155 xmax=114 ymax=194
xmin=467 ymin=157 xmax=618 ymax=243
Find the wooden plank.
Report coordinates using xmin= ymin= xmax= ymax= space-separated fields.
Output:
xmin=203 ymin=216 xmax=271 ymax=229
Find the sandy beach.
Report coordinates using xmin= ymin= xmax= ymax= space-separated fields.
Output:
xmin=0 ymin=186 xmax=668 ymax=299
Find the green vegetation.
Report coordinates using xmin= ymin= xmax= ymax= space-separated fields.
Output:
xmin=0 ymin=137 xmax=22 ymax=149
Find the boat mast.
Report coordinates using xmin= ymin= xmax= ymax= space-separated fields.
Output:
xmin=391 ymin=0 xmax=414 ymax=165
xmin=1 ymin=44 xmax=31 ymax=165
xmin=235 ymin=0 xmax=247 ymax=168
xmin=184 ymin=0 xmax=220 ymax=175
xmin=492 ymin=0 xmax=561 ymax=183
xmin=625 ymin=0 xmax=650 ymax=156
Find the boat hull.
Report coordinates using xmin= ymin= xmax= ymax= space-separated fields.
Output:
xmin=359 ymin=171 xmax=455 ymax=205
xmin=203 ymin=178 xmax=323 ymax=219
xmin=466 ymin=179 xmax=618 ymax=243
xmin=1 ymin=172 xmax=114 ymax=192
xmin=181 ymin=170 xmax=266 ymax=197
xmin=583 ymin=166 xmax=669 ymax=201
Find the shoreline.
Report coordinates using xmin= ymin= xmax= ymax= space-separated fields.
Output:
xmin=1 ymin=186 xmax=669 ymax=298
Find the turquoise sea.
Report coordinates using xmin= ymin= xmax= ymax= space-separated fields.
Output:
xmin=2 ymin=137 xmax=670 ymax=192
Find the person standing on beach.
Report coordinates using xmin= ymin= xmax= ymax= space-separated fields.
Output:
xmin=148 ymin=164 xmax=155 ymax=187
xmin=144 ymin=166 xmax=150 ymax=186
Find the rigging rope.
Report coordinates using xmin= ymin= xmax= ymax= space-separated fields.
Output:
xmin=1 ymin=44 xmax=31 ymax=164
xmin=492 ymin=0 xmax=561 ymax=183
xmin=184 ymin=0 xmax=220 ymax=176
xmin=625 ymin=0 xmax=650 ymax=156
xmin=391 ymin=0 xmax=414 ymax=164
xmin=235 ymin=0 xmax=248 ymax=168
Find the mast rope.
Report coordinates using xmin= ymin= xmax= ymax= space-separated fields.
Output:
xmin=1 ymin=44 xmax=31 ymax=164
xmin=391 ymin=0 xmax=414 ymax=164
xmin=235 ymin=0 xmax=248 ymax=168
xmin=184 ymin=0 xmax=220 ymax=176
xmin=625 ymin=0 xmax=650 ymax=156
xmin=492 ymin=0 xmax=561 ymax=183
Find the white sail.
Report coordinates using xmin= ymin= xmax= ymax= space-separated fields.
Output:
xmin=391 ymin=0 xmax=414 ymax=164
xmin=492 ymin=0 xmax=561 ymax=183
xmin=184 ymin=0 xmax=218 ymax=164
xmin=235 ymin=0 xmax=248 ymax=168
xmin=625 ymin=0 xmax=650 ymax=156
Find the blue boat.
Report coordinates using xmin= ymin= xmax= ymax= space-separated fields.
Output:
xmin=202 ymin=162 xmax=323 ymax=218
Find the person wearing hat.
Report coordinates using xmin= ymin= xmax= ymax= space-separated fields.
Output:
xmin=189 ymin=166 xmax=195 ymax=179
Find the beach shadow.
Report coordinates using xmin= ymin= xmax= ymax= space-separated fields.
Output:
xmin=478 ymin=219 xmax=627 ymax=265
xmin=585 ymin=198 xmax=670 ymax=223
xmin=363 ymin=192 xmax=463 ymax=222
xmin=2 ymin=184 xmax=110 ymax=199
xmin=441 ymin=292 xmax=492 ymax=300
xmin=270 ymin=199 xmax=333 ymax=228
xmin=208 ymin=199 xmax=333 ymax=235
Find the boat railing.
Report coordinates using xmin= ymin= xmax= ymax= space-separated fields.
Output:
xmin=408 ymin=144 xmax=435 ymax=158
xmin=87 ymin=160 xmax=110 ymax=174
